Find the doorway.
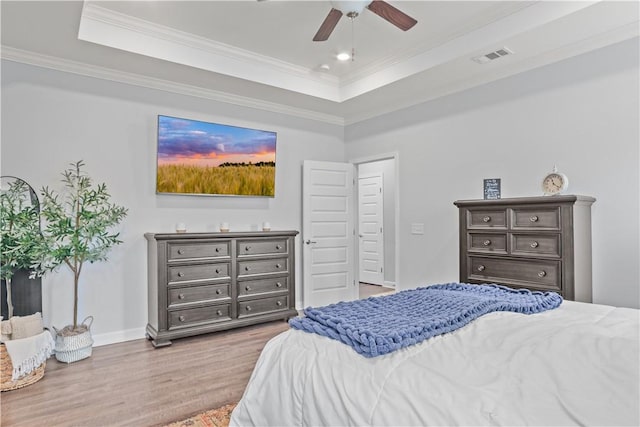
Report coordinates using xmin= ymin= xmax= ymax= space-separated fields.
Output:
xmin=301 ymin=156 xmax=398 ymax=307
xmin=353 ymin=155 xmax=398 ymax=298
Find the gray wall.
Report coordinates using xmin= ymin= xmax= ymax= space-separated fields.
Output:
xmin=345 ymin=37 xmax=640 ymax=309
xmin=1 ymin=60 xmax=345 ymax=344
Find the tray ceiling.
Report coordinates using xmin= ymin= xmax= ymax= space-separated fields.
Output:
xmin=2 ymin=1 xmax=638 ymax=124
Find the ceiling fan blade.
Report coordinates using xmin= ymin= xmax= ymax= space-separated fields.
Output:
xmin=367 ymin=0 xmax=417 ymax=31
xmin=313 ymin=8 xmax=343 ymax=41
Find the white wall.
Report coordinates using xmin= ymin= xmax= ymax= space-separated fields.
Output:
xmin=358 ymin=159 xmax=396 ymax=286
xmin=345 ymin=37 xmax=640 ymax=309
xmin=1 ymin=61 xmax=345 ymax=344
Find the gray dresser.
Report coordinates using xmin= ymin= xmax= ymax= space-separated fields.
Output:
xmin=145 ymin=230 xmax=298 ymax=347
xmin=454 ymin=196 xmax=595 ymax=302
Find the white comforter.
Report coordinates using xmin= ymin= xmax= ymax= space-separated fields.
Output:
xmin=231 ymin=300 xmax=639 ymax=426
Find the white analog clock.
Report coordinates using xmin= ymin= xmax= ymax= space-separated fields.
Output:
xmin=542 ymin=166 xmax=568 ymax=196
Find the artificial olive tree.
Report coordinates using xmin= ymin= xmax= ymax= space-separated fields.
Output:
xmin=39 ymin=161 xmax=127 ymax=332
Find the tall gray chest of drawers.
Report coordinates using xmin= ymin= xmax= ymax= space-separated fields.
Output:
xmin=454 ymin=196 xmax=595 ymax=302
xmin=145 ymin=231 xmax=298 ymax=347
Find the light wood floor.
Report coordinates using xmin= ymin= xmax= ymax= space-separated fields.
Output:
xmin=0 ymin=320 xmax=289 ymax=427
xmin=1 ymin=285 xmax=392 ymax=426
xmin=359 ymin=282 xmax=394 ymax=298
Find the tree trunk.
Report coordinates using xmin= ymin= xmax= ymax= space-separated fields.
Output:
xmin=5 ymin=276 xmax=13 ymax=319
xmin=73 ymin=270 xmax=80 ymax=329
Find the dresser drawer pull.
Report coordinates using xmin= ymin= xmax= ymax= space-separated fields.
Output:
xmin=178 ymin=315 xmax=185 ymax=322
xmin=216 ymin=289 xmax=222 ymax=295
xmin=483 ymin=239 xmax=491 ymax=246
xmin=530 ymin=241 xmax=539 ymax=248
xmin=245 ymin=286 xmax=251 ymax=291
xmin=215 ymin=268 xmax=221 ymax=274
xmin=245 ymin=266 xmax=251 ymax=272
xmin=177 ymin=249 xmax=184 ymax=255
xmin=216 ymin=310 xmax=223 ymax=316
xmin=538 ymin=271 xmax=547 ymax=278
xmin=276 ymin=300 xmax=283 ymax=307
xmin=178 ymin=293 xmax=185 ymax=300
xmin=215 ymin=247 xmax=220 ymax=253
xmin=477 ymin=265 xmax=486 ymax=272
xmin=529 ymin=215 xmax=539 ymax=222
xmin=245 ymin=306 xmax=252 ymax=312
xmin=482 ymin=216 xmax=491 ymax=223
xmin=275 ymin=263 xmax=282 ymax=269
xmin=276 ymin=282 xmax=283 ymax=288
xmin=177 ymin=272 xmax=184 ymax=278
xmin=245 ymin=246 xmax=251 ymax=251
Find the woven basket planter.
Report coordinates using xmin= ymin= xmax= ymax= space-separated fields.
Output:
xmin=54 ymin=316 xmax=94 ymax=364
xmin=0 ymin=342 xmax=46 ymax=392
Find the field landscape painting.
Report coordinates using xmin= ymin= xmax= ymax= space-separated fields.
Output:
xmin=156 ymin=115 xmax=277 ymax=196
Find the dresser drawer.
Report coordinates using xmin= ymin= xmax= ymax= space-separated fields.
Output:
xmin=168 ymin=263 xmax=230 ymax=284
xmin=238 ymin=277 xmax=289 ymax=297
xmin=168 ymin=242 xmax=230 ymax=261
xmin=469 ymin=233 xmax=507 ymax=254
xmin=238 ymin=258 xmax=288 ymax=277
xmin=511 ymin=234 xmax=560 ymax=257
xmin=237 ymin=239 xmax=288 ymax=256
xmin=168 ymin=304 xmax=231 ymax=329
xmin=468 ymin=256 xmax=560 ymax=290
xmin=168 ymin=283 xmax=230 ymax=307
xmin=238 ymin=295 xmax=289 ymax=319
xmin=467 ymin=209 xmax=507 ymax=229
xmin=512 ymin=207 xmax=560 ymax=230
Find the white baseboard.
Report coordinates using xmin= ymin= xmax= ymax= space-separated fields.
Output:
xmin=92 ymin=327 xmax=146 ymax=347
xmin=383 ymin=281 xmax=396 ymax=289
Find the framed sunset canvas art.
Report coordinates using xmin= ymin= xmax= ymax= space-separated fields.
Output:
xmin=156 ymin=115 xmax=277 ymax=197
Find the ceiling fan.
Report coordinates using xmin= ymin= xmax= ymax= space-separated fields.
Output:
xmin=313 ymin=1 xmax=417 ymax=42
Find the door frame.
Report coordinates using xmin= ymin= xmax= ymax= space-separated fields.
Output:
xmin=350 ymin=151 xmax=399 ymax=289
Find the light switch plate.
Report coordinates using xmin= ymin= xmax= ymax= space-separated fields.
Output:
xmin=411 ymin=223 xmax=424 ymax=235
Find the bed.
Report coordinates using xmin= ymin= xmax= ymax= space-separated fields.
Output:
xmin=230 ymin=288 xmax=640 ymax=426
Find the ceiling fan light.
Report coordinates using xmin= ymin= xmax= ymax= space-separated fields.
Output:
xmin=337 ymin=52 xmax=351 ymax=61
xmin=330 ymin=1 xmax=371 ymax=15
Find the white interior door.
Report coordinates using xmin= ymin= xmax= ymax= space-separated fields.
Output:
xmin=358 ymin=174 xmax=384 ymax=285
xmin=302 ymin=160 xmax=356 ymax=307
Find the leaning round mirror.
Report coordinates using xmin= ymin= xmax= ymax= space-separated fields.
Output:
xmin=0 ymin=176 xmax=42 ymax=319
xmin=0 ymin=175 xmax=40 ymax=215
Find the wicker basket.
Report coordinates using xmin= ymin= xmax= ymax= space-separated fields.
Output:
xmin=0 ymin=342 xmax=46 ymax=392
xmin=54 ymin=316 xmax=94 ymax=364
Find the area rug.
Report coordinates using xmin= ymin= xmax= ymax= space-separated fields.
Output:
xmin=165 ymin=403 xmax=236 ymax=427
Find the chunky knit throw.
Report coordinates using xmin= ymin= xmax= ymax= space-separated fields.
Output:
xmin=289 ymin=283 xmax=562 ymax=357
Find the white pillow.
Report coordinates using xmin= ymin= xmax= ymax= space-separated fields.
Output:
xmin=10 ymin=312 xmax=43 ymax=340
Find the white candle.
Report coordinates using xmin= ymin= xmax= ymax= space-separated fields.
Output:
xmin=176 ymin=223 xmax=186 ymax=233
xmin=220 ymin=222 xmax=229 ymax=232
xmin=262 ymin=222 xmax=271 ymax=231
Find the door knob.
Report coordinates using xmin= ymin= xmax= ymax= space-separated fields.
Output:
xmin=305 ymin=240 xmax=317 ymax=245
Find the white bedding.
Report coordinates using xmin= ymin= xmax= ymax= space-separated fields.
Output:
xmin=230 ymin=300 xmax=640 ymax=426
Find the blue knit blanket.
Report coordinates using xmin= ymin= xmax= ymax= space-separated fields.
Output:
xmin=289 ymin=283 xmax=562 ymax=357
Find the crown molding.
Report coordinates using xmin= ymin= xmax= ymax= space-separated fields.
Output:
xmin=77 ymin=1 xmax=611 ymax=104
xmin=338 ymin=1 xmax=536 ymax=87
xmin=79 ymin=3 xmax=343 ymax=102
xmin=0 ymin=46 xmax=345 ymax=126
xmin=339 ymin=0 xmax=599 ymax=100
xmin=343 ymin=21 xmax=640 ymax=126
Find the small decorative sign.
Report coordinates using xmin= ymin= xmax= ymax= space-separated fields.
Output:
xmin=483 ymin=178 xmax=501 ymax=200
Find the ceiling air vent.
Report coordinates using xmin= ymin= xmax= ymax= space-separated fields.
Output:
xmin=472 ymin=47 xmax=514 ymax=64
